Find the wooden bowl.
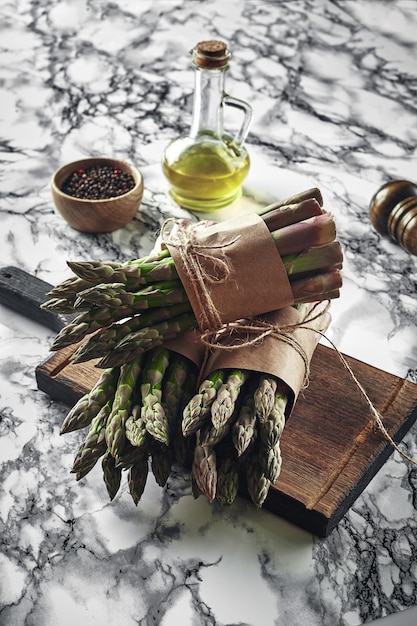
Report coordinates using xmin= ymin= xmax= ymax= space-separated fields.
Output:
xmin=51 ymin=157 xmax=144 ymax=233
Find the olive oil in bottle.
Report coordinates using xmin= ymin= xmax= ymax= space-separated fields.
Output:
xmin=162 ymin=40 xmax=252 ymax=213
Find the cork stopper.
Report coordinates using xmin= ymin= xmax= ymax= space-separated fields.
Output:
xmin=369 ymin=179 xmax=417 ymax=256
xmin=192 ymin=40 xmax=230 ymax=69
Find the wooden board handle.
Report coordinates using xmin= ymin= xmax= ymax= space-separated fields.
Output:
xmin=0 ymin=266 xmax=71 ymax=332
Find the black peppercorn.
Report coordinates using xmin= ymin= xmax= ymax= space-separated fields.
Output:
xmin=61 ymin=164 xmax=135 ymax=200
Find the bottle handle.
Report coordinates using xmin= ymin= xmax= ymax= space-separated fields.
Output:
xmin=222 ymin=95 xmax=253 ymax=148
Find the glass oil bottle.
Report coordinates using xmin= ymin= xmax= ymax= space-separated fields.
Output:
xmin=162 ymin=40 xmax=253 ymax=212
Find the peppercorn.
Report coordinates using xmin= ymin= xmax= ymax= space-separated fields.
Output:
xmin=61 ymin=164 xmax=136 ymax=200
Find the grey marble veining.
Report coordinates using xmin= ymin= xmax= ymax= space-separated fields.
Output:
xmin=1 ymin=1 xmax=417 ymax=625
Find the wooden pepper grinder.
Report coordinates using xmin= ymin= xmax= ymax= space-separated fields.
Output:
xmin=369 ymin=180 xmax=417 ymax=256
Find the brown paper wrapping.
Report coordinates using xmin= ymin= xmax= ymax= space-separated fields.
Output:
xmin=200 ymin=306 xmax=327 ymax=417
xmin=164 ymin=214 xmax=294 ymax=328
xmin=162 ymin=328 xmax=206 ymax=368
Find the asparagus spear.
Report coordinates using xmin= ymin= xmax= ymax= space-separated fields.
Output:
xmin=182 ymin=369 xmax=226 ymax=436
xmin=98 ymin=314 xmax=197 ymax=368
xmin=245 ymin=453 xmax=270 ymax=508
xmin=140 ymin=347 xmax=171 ymax=445
xmin=71 ymin=400 xmax=111 ymax=478
xmin=74 ymin=280 xmax=185 ymax=309
xmin=253 ymin=374 xmax=278 ymax=423
xmin=257 ymin=187 xmax=323 ymax=216
xmin=45 ymin=275 xmax=96 ymax=299
xmin=210 ymin=369 xmax=249 ymax=429
xmin=60 ymin=366 xmax=120 ymax=434
xmin=261 ymin=197 xmax=323 ymax=232
xmin=258 ymin=391 xmax=287 ymax=449
xmin=199 ymin=419 xmax=230 ymax=447
xmin=192 ymin=444 xmax=217 ymax=502
xmin=71 ymin=302 xmax=191 ymax=363
xmin=271 ymin=212 xmax=336 ymax=256
xmin=283 ymin=241 xmax=343 ymax=278
xmin=260 ymin=443 xmax=283 ymax=484
xmin=128 ymin=456 xmax=149 ymax=505
xmin=41 ymin=297 xmax=84 ymax=314
xmin=171 ymin=362 xmax=198 ymax=467
xmin=162 ymin=355 xmax=191 ymax=427
xmin=231 ymin=392 xmax=257 ymax=457
xmin=151 ymin=441 xmax=172 ymax=487
xmin=216 ymin=451 xmax=240 ymax=506
xmin=66 ymin=248 xmax=172 ymax=287
xmin=105 ymin=356 xmax=143 ymax=458
xmin=125 ymin=403 xmax=148 ymax=449
xmin=116 ymin=438 xmax=150 ymax=470
xmin=102 ymin=451 xmax=122 ymax=500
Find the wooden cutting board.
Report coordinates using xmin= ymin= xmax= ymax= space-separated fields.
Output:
xmin=2 ymin=266 xmax=417 ymax=536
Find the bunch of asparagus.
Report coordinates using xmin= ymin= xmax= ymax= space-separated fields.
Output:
xmin=61 ymin=344 xmax=199 ymax=504
xmin=60 ymin=300 xmax=330 ymax=508
xmin=42 ymin=188 xmax=342 ymax=367
xmin=183 ymin=301 xmax=331 ymax=507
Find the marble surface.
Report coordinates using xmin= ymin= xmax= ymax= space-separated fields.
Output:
xmin=1 ymin=1 xmax=417 ymax=625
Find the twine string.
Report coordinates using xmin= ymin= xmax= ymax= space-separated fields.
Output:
xmin=161 ymin=218 xmax=240 ymax=330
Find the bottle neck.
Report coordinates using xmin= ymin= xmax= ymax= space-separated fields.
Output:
xmin=190 ymin=66 xmax=227 ymax=138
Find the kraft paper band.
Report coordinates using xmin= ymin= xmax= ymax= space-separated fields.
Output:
xmin=163 ymin=214 xmax=294 ymax=329
xmin=162 ymin=328 xmax=206 ymax=368
xmin=200 ymin=305 xmax=329 ymax=417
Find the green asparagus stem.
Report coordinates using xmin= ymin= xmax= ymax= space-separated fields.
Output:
xmin=231 ymin=393 xmax=257 ymax=457
xmin=49 ymin=304 xmax=139 ymax=351
xmin=75 ymin=280 xmax=184 ymax=309
xmin=116 ymin=439 xmax=150 ymax=470
xmin=261 ymin=197 xmax=323 ymax=232
xmin=199 ymin=420 xmax=231 ymax=447
xmin=105 ymin=356 xmax=143 ymax=458
xmin=71 ymin=400 xmax=111 ymax=478
xmin=253 ymin=375 xmax=278 ymax=423
xmin=292 ymin=269 xmax=342 ymax=303
xmin=102 ymin=451 xmax=122 ymax=500
xmin=257 ymin=187 xmax=323 ymax=216
xmin=45 ymin=275 xmax=96 ymax=299
xmin=283 ymin=241 xmax=343 ymax=278
xmin=271 ymin=212 xmax=336 ymax=256
xmin=182 ymin=369 xmax=226 ymax=437
xmin=171 ymin=363 xmax=198 ymax=467
xmin=216 ymin=453 xmax=240 ymax=506
xmin=71 ymin=302 xmax=191 ymax=364
xmin=128 ymin=456 xmax=149 ymax=505
xmin=125 ymin=403 xmax=148 ymax=449
xmin=41 ymin=297 xmax=83 ymax=313
xmin=162 ymin=355 xmax=191 ymax=427
xmin=259 ymin=443 xmax=282 ymax=484
xmin=210 ymin=369 xmax=249 ymax=430
xmin=140 ymin=347 xmax=171 ymax=445
xmin=98 ymin=314 xmax=197 ymax=368
xmin=66 ymin=249 xmax=173 ymax=288
xmin=60 ymin=367 xmax=120 ymax=434
xmin=245 ymin=454 xmax=270 ymax=508
xmin=151 ymin=442 xmax=172 ymax=487
xmin=192 ymin=444 xmax=217 ymax=502
xmin=258 ymin=392 xmax=287 ymax=449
